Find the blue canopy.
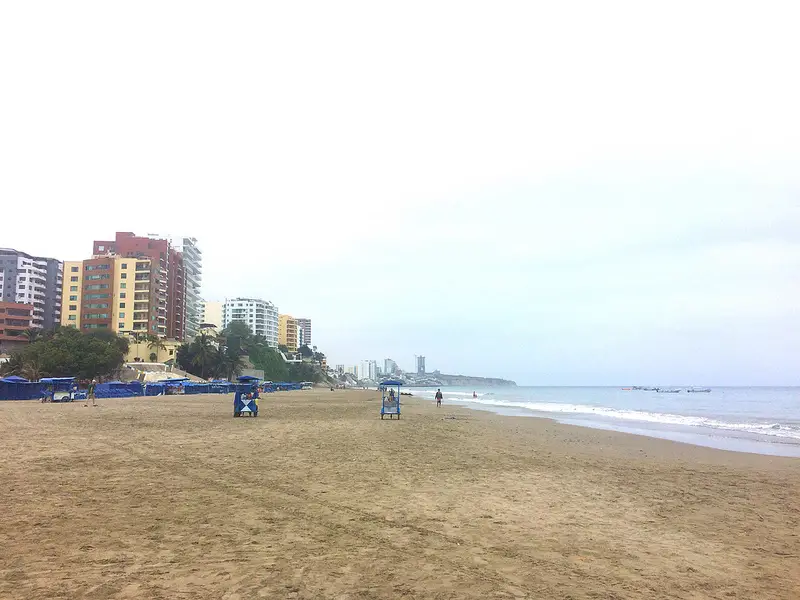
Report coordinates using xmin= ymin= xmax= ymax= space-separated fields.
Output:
xmin=380 ymin=379 xmax=404 ymax=386
xmin=157 ymin=377 xmax=189 ymax=383
xmin=0 ymin=375 xmax=29 ymax=383
xmin=39 ymin=377 xmax=76 ymax=383
xmin=237 ymin=375 xmax=260 ymax=382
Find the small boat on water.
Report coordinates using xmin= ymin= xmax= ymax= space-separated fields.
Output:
xmin=656 ymin=388 xmax=680 ymax=393
xmin=687 ymin=387 xmax=711 ymax=393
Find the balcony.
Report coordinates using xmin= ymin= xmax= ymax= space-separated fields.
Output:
xmin=134 ymin=274 xmax=150 ymax=281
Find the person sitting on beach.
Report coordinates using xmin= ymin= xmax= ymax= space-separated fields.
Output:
xmin=435 ymin=389 xmax=443 ymax=407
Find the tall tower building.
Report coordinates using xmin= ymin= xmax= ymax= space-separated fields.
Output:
xmin=415 ymin=355 xmax=426 ymax=375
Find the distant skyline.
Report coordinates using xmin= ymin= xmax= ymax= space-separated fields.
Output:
xmin=1 ymin=2 xmax=798 ymax=385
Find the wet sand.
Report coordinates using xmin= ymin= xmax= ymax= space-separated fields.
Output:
xmin=1 ymin=389 xmax=798 ymax=599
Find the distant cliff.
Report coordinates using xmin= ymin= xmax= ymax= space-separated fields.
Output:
xmin=405 ymin=374 xmax=516 ymax=387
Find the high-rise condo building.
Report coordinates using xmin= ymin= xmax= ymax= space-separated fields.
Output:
xmin=0 ymin=248 xmax=63 ymax=330
xmin=62 ymin=256 xmax=160 ymax=335
xmin=0 ymin=301 xmax=34 ymax=351
xmin=223 ymin=298 xmax=279 ymax=346
xmin=295 ymin=317 xmax=312 ymax=347
xmin=148 ymin=235 xmax=202 ymax=339
xmin=91 ymin=233 xmax=186 ymax=340
xmin=279 ymin=314 xmax=299 ymax=351
xmin=200 ymin=300 xmax=224 ymax=330
xmin=384 ymin=358 xmax=398 ymax=375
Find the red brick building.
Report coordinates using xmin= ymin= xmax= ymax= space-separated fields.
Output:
xmin=92 ymin=232 xmax=186 ymax=340
xmin=0 ymin=301 xmax=33 ymax=351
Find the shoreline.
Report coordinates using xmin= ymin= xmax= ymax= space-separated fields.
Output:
xmin=406 ymin=389 xmax=800 ymax=458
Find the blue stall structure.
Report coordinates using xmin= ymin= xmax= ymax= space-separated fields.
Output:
xmin=0 ymin=376 xmax=40 ymax=401
xmin=39 ymin=377 xmax=80 ymax=402
xmin=273 ymin=382 xmax=302 ymax=391
xmin=380 ymin=379 xmax=403 ymax=419
xmin=233 ymin=376 xmax=261 ymax=417
xmin=95 ymin=380 xmax=143 ymax=398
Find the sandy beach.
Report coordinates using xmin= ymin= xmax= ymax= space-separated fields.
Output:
xmin=1 ymin=389 xmax=798 ymax=599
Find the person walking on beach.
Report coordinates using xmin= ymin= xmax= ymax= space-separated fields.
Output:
xmin=435 ymin=389 xmax=443 ymax=407
xmin=85 ymin=379 xmax=97 ymax=407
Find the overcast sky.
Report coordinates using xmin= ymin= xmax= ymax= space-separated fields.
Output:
xmin=2 ymin=2 xmax=798 ymax=384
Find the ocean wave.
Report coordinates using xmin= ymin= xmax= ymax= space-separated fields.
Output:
xmin=451 ymin=397 xmax=800 ymax=441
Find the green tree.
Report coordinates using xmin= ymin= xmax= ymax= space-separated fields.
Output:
xmin=298 ymin=344 xmax=313 ymax=359
xmin=0 ymin=327 xmax=126 ymax=380
xmin=249 ymin=344 xmax=289 ymax=382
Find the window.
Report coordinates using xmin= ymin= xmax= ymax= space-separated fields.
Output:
xmin=97 ymin=245 xmax=105 ymax=251
xmin=120 ymin=283 xmax=126 ymax=289
xmin=121 ymin=263 xmax=128 ymax=269
xmin=86 ymin=293 xmax=109 ymax=299
xmin=86 ymin=303 xmax=109 ymax=309
xmin=119 ymin=292 xmax=126 ymax=298
xmin=119 ymin=312 xmax=125 ymax=318
xmin=119 ymin=302 xmax=126 ymax=309
xmin=69 ymin=305 xmax=77 ymax=310
xmin=169 ymin=349 xmax=174 ymax=356
xmin=85 ymin=264 xmax=110 ymax=271
xmin=121 ymin=273 xmax=127 ymax=279
xmin=68 ymin=315 xmax=76 ymax=321
xmin=85 ymin=274 xmax=110 ymax=280
xmin=71 ymin=266 xmax=79 ymax=272
xmin=85 ymin=284 xmax=109 ymax=290
xmin=69 ymin=295 xmax=77 ymax=301
xmin=83 ymin=313 xmax=109 ymax=319
xmin=70 ymin=285 xmax=78 ymax=292
xmin=70 ymin=276 xmax=78 ymax=282
xmin=119 ymin=323 xmax=125 ymax=329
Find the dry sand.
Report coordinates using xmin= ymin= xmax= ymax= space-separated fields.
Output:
xmin=1 ymin=389 xmax=799 ymax=599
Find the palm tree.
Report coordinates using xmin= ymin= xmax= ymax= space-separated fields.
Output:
xmin=215 ymin=346 xmax=245 ymax=381
xmin=147 ymin=335 xmax=167 ymax=361
xmin=191 ymin=333 xmax=215 ymax=379
xmin=22 ymin=328 xmax=41 ymax=343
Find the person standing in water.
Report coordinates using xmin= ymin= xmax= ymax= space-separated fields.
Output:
xmin=435 ymin=389 xmax=443 ymax=407
xmin=473 ymin=391 xmax=477 ymax=399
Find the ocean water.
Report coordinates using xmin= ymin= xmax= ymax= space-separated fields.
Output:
xmin=408 ymin=386 xmax=800 ymax=457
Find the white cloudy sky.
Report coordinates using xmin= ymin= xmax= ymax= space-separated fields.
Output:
xmin=2 ymin=1 xmax=798 ymax=384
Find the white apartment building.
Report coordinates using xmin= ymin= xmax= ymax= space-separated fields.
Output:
xmin=360 ymin=359 xmax=378 ymax=381
xmin=222 ymin=297 xmax=279 ymax=347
